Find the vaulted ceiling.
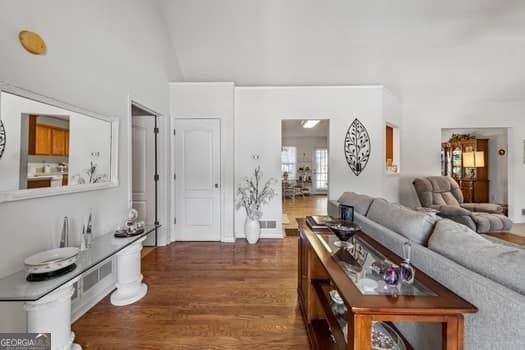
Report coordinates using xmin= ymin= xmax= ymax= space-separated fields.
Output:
xmin=156 ymin=0 xmax=525 ymax=102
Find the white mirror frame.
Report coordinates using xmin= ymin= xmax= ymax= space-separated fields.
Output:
xmin=0 ymin=82 xmax=119 ymax=203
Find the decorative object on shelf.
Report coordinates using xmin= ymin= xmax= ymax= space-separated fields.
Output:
xmin=498 ymin=148 xmax=506 ymax=156
xmin=59 ymin=216 xmax=69 ymax=248
xmin=327 ymin=221 xmax=360 ymax=247
xmin=344 ymin=118 xmax=371 ymax=176
xmin=26 ymin=263 xmax=77 ymax=282
xmin=236 ymin=166 xmax=277 ymax=244
xmin=372 ymin=321 xmax=405 ymax=350
xmin=85 ymin=209 xmax=93 ymax=246
xmin=358 ymin=278 xmax=379 ymax=293
xmin=400 ymin=241 xmax=415 ymax=284
xmin=305 ymin=215 xmax=335 ymax=229
xmin=114 ymin=208 xmax=145 ymax=238
xmin=370 ymin=260 xmax=389 ymax=275
xmin=449 ymin=133 xmax=475 ymax=142
xmin=86 ymin=209 xmax=93 ymax=234
xmin=339 ymin=204 xmax=354 ymax=222
xmin=24 ymin=247 xmax=79 ymax=275
xmin=329 ymin=288 xmax=347 ymax=316
xmin=383 ymin=262 xmax=400 ymax=289
xmin=80 ymin=225 xmax=87 ymax=251
xmin=0 ymin=119 xmax=5 ymax=159
xmin=18 ymin=30 xmax=47 ymax=55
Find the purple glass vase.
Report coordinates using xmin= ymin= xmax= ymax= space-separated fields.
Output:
xmin=383 ymin=264 xmax=400 ymax=288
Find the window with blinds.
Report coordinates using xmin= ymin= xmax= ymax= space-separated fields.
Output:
xmin=314 ymin=148 xmax=328 ymax=191
xmin=281 ymin=146 xmax=297 ymax=178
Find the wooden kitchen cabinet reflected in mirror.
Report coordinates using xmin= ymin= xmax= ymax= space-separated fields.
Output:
xmin=28 ymin=115 xmax=70 ymax=157
xmin=21 ymin=115 xmax=71 ymax=189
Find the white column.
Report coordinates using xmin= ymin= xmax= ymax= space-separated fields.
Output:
xmin=110 ymin=237 xmax=148 ymax=306
xmin=24 ymin=278 xmax=81 ymax=350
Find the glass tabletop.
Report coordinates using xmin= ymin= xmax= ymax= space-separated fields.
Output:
xmin=0 ymin=225 xmax=157 ymax=302
xmin=317 ymin=233 xmax=436 ymax=296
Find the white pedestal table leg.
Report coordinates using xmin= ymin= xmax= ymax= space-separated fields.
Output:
xmin=24 ymin=278 xmax=81 ymax=350
xmin=110 ymin=236 xmax=148 ymax=306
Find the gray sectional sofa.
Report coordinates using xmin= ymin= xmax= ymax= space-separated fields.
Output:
xmin=328 ymin=192 xmax=525 ymax=350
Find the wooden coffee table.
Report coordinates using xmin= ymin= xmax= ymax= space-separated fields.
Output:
xmin=297 ymin=219 xmax=478 ymax=350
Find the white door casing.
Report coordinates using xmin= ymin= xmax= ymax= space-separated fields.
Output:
xmin=174 ymin=119 xmax=221 ymax=241
xmin=132 ymin=116 xmax=156 ymax=246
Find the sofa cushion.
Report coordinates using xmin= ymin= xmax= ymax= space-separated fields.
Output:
xmin=429 ymin=219 xmax=525 ymax=295
xmin=413 ymin=176 xmax=463 ymax=207
xmin=366 ymin=199 xmax=437 ymax=245
xmin=461 ymin=203 xmax=503 ymax=214
xmin=337 ymin=192 xmax=375 ymax=216
xmin=471 ymin=213 xmax=513 ymax=233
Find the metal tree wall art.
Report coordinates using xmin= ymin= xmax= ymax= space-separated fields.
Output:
xmin=344 ymin=118 xmax=371 ymax=176
xmin=0 ymin=119 xmax=5 ymax=159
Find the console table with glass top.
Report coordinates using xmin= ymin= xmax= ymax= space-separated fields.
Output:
xmin=297 ymin=219 xmax=477 ymax=350
xmin=0 ymin=225 xmax=157 ymax=350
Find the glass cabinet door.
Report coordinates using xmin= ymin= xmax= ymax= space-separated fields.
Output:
xmin=452 ymin=147 xmax=462 ymax=178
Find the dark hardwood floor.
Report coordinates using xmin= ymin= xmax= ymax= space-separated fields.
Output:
xmin=73 ymin=238 xmax=309 ymax=349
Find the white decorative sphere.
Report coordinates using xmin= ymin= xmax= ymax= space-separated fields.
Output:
xmin=128 ymin=208 xmax=139 ymax=223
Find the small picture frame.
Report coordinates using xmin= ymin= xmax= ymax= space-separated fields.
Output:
xmin=340 ymin=204 xmax=354 ymax=222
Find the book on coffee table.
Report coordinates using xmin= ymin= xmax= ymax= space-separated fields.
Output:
xmin=306 ymin=215 xmax=335 ymax=229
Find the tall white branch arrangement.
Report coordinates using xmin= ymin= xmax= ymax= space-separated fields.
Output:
xmin=236 ymin=166 xmax=278 ymax=220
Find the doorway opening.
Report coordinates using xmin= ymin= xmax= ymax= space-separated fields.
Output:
xmin=441 ymin=128 xmax=509 ymax=212
xmin=130 ymin=103 xmax=160 ymax=247
xmin=281 ymin=119 xmax=329 ymax=234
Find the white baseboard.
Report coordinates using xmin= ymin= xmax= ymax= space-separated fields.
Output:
xmin=261 ymin=230 xmax=285 ymax=239
xmin=235 ymin=229 xmax=284 ymax=240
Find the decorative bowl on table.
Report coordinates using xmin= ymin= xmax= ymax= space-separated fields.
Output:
xmin=327 ymin=221 xmax=360 ymax=241
xmin=372 ymin=321 xmax=406 ymax=350
xmin=24 ymin=247 xmax=80 ymax=274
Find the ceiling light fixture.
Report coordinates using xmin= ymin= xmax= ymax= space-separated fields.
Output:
xmin=301 ymin=120 xmax=320 ymax=128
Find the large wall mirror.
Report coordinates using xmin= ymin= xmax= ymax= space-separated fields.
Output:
xmin=0 ymin=84 xmax=118 ymax=202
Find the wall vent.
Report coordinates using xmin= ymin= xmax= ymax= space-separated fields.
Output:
xmin=99 ymin=261 xmax=112 ymax=280
xmin=71 ymin=281 xmax=79 ymax=301
xmin=81 ymin=260 xmax=113 ymax=293
xmin=83 ymin=269 xmax=99 ymax=293
xmin=259 ymin=220 xmax=277 ymax=229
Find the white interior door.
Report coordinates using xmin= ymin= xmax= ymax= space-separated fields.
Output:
xmin=132 ymin=116 xmax=156 ymax=246
xmin=174 ymin=119 xmax=221 ymax=241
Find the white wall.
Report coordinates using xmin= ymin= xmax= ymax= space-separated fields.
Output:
xmin=235 ymin=86 xmax=397 ymax=238
xmin=169 ymin=84 xmax=399 ymax=240
xmin=400 ymin=100 xmax=525 ymax=223
xmin=0 ymin=0 xmax=177 ymax=331
xmin=169 ymin=82 xmax=236 ymax=242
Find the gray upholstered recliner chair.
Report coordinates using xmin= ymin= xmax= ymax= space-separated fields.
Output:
xmin=413 ymin=176 xmax=512 ymax=233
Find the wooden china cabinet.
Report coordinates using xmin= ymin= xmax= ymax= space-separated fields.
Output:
xmin=441 ymin=138 xmax=489 ymax=203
